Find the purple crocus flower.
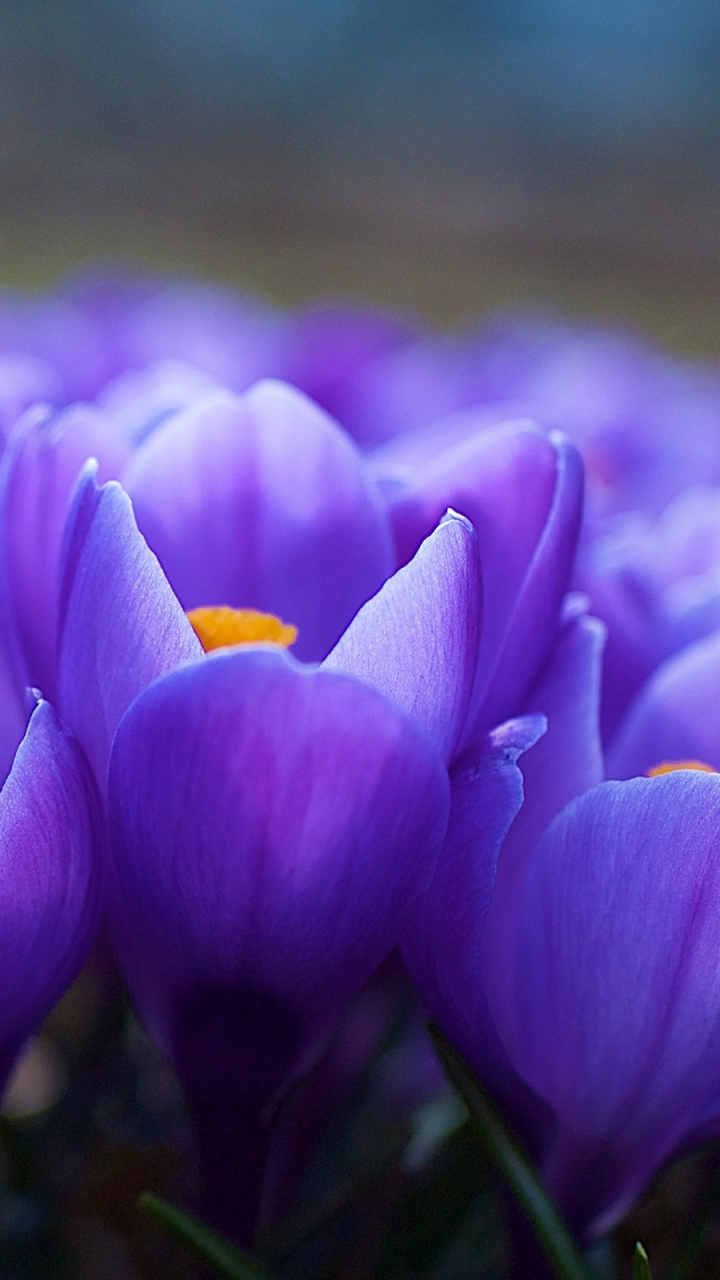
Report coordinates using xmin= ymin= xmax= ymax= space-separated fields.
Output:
xmin=0 ymin=372 xmax=581 ymax=766
xmin=484 ymin=768 xmax=720 ymax=1238
xmin=390 ymin=568 xmax=720 ymax=1239
xmin=55 ymin=473 xmax=466 ymax=1242
xmin=51 ymin=426 xmax=585 ymax=1242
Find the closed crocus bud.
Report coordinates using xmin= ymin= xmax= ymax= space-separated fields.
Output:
xmin=577 ymin=484 xmax=720 ymax=744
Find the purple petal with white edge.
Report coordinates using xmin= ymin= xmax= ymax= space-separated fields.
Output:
xmin=401 ymin=715 xmax=544 ymax=1081
xmin=481 ymin=605 xmax=605 ymax=985
xmin=0 ymin=698 xmax=103 ymax=1092
xmin=487 ymin=772 xmax=720 ymax=1236
xmin=122 ymin=380 xmax=394 ymax=661
xmin=108 ymin=646 xmax=450 ymax=1101
xmin=607 ymin=628 xmax=720 ymax=779
xmin=323 ymin=511 xmax=482 ymax=764
xmin=0 ymin=403 xmax=130 ymax=700
xmin=58 ymin=471 xmax=201 ymax=791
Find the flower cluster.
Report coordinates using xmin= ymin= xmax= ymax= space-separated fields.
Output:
xmin=0 ymin=272 xmax=719 ymax=1269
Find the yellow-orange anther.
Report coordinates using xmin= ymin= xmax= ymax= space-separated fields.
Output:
xmin=187 ymin=606 xmax=298 ymax=653
xmin=646 ymin=759 xmax=717 ymax=777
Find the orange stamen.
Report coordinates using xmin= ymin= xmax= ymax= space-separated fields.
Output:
xmin=646 ymin=759 xmax=717 ymax=777
xmin=187 ymin=606 xmax=298 ymax=653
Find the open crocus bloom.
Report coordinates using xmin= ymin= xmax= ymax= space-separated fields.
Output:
xmin=0 ymin=380 xmax=394 ymax=702
xmin=0 ymin=376 xmax=582 ymax=771
xmin=52 ymin=438 xmax=588 ymax=1243
xmin=58 ymin=474 xmax=510 ymax=1241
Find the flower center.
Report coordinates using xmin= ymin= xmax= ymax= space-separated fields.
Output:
xmin=187 ymin=606 xmax=298 ymax=653
xmin=646 ymin=759 xmax=717 ymax=777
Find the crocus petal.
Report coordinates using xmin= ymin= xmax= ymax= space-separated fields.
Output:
xmin=607 ymin=628 xmax=720 ymax=778
xmin=377 ymin=423 xmax=583 ymax=734
xmin=487 ymin=772 xmax=720 ymax=1235
xmin=58 ymin=471 xmax=201 ymax=790
xmin=483 ymin=604 xmax=606 ymax=961
xmin=108 ymin=646 xmax=450 ymax=1097
xmin=323 ymin=511 xmax=481 ymax=764
xmin=401 ymin=716 xmax=544 ymax=1081
xmin=471 ymin=432 xmax=584 ymax=730
xmin=121 ymin=381 xmax=394 ymax=661
xmin=0 ymin=403 xmax=130 ymax=700
xmin=0 ymin=698 xmax=103 ymax=1090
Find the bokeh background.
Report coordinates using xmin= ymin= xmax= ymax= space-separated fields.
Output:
xmin=2 ymin=0 xmax=720 ymax=346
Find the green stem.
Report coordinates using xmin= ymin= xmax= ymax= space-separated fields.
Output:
xmin=427 ymin=1022 xmax=594 ymax=1280
xmin=139 ymin=1192 xmax=275 ymax=1280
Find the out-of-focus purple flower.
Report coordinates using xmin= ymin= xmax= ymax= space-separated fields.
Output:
xmin=357 ymin=316 xmax=720 ymax=516
xmin=2 ymin=273 xmax=720 ymax=524
xmin=579 ymin=486 xmax=720 ymax=753
xmin=0 ymin=272 xmax=416 ymax=443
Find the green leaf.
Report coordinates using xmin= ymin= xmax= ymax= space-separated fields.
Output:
xmin=427 ymin=1023 xmax=594 ymax=1280
xmin=139 ymin=1191 xmax=275 ymax=1280
xmin=632 ymin=1242 xmax=652 ymax=1280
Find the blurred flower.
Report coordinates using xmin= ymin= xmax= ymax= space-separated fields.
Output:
xmin=582 ymin=487 xmax=720 ymax=763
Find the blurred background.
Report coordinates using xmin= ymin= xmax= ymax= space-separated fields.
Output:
xmin=2 ymin=0 xmax=720 ymax=348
